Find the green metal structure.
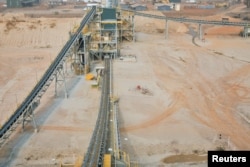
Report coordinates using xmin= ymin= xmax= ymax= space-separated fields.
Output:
xmin=7 ymin=0 xmax=37 ymax=8
xmin=7 ymin=0 xmax=21 ymax=8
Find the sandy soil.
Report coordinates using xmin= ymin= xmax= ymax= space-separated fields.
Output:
xmin=114 ymin=10 xmax=250 ymax=166
xmin=0 ymin=75 xmax=100 ymax=166
xmin=0 ymin=13 xmax=81 ymax=126
xmin=115 ymin=27 xmax=250 ymax=166
xmin=0 ymin=4 xmax=250 ymax=167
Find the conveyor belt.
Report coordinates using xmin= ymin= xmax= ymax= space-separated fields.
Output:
xmin=82 ymin=58 xmax=111 ymax=167
xmin=0 ymin=7 xmax=96 ymax=145
xmin=82 ymin=58 xmax=124 ymax=166
xmin=122 ymin=9 xmax=250 ymax=26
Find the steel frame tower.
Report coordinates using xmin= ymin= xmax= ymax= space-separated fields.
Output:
xmin=88 ymin=8 xmax=119 ymax=61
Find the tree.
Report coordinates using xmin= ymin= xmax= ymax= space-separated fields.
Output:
xmin=244 ymin=0 xmax=250 ymax=8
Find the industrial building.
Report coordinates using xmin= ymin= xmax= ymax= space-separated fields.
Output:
xmin=69 ymin=7 xmax=134 ymax=74
xmin=155 ymin=3 xmax=173 ymax=11
xmin=89 ymin=8 xmax=119 ymax=60
xmin=87 ymin=8 xmax=134 ymax=58
xmin=169 ymin=0 xmax=181 ymax=11
xmin=6 ymin=0 xmax=39 ymax=8
xmin=7 ymin=0 xmax=21 ymax=8
xmin=120 ymin=2 xmax=130 ymax=9
xmin=130 ymin=4 xmax=147 ymax=11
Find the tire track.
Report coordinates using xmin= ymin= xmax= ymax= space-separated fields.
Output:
xmin=120 ymin=92 xmax=184 ymax=132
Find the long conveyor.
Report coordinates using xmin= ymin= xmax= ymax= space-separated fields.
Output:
xmin=82 ymin=58 xmax=111 ymax=167
xmin=122 ymin=9 xmax=250 ymax=26
xmin=0 ymin=7 xmax=96 ymax=146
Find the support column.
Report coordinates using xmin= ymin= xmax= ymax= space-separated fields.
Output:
xmin=132 ymin=15 xmax=135 ymax=42
xmin=84 ymin=35 xmax=89 ymax=74
xmin=22 ymin=102 xmax=38 ymax=132
xmin=55 ymin=65 xmax=68 ymax=98
xmin=244 ymin=27 xmax=246 ymax=38
xmin=74 ymin=42 xmax=82 ymax=75
xmin=115 ymin=21 xmax=118 ymax=59
xmin=120 ymin=16 xmax=123 ymax=43
xmin=165 ymin=19 xmax=169 ymax=39
xmin=244 ymin=26 xmax=249 ymax=38
xmin=247 ymin=27 xmax=249 ymax=38
xmin=198 ymin=24 xmax=203 ymax=40
xmin=243 ymin=27 xmax=246 ymax=38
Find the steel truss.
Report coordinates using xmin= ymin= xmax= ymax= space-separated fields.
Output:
xmin=0 ymin=7 xmax=96 ymax=148
xmin=122 ymin=9 xmax=250 ymax=39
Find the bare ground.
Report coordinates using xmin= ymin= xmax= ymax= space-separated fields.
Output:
xmin=116 ymin=30 xmax=250 ymax=166
xmin=0 ymin=4 xmax=250 ymax=167
xmin=115 ymin=9 xmax=250 ymax=166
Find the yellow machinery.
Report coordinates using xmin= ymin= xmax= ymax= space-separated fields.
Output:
xmin=85 ymin=73 xmax=95 ymax=80
xmin=103 ymin=154 xmax=111 ymax=167
xmin=103 ymin=151 xmax=139 ymax=167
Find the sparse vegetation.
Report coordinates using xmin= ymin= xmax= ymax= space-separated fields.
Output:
xmin=29 ymin=24 xmax=36 ymax=30
xmin=50 ymin=22 xmax=56 ymax=28
xmin=216 ymin=146 xmax=225 ymax=151
xmin=193 ymin=149 xmax=199 ymax=154
xmin=39 ymin=45 xmax=52 ymax=48
xmin=214 ymin=51 xmax=223 ymax=55
xmin=156 ymin=29 xmax=164 ymax=33
xmin=4 ymin=20 xmax=17 ymax=33
xmin=46 ymin=44 xmax=52 ymax=48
